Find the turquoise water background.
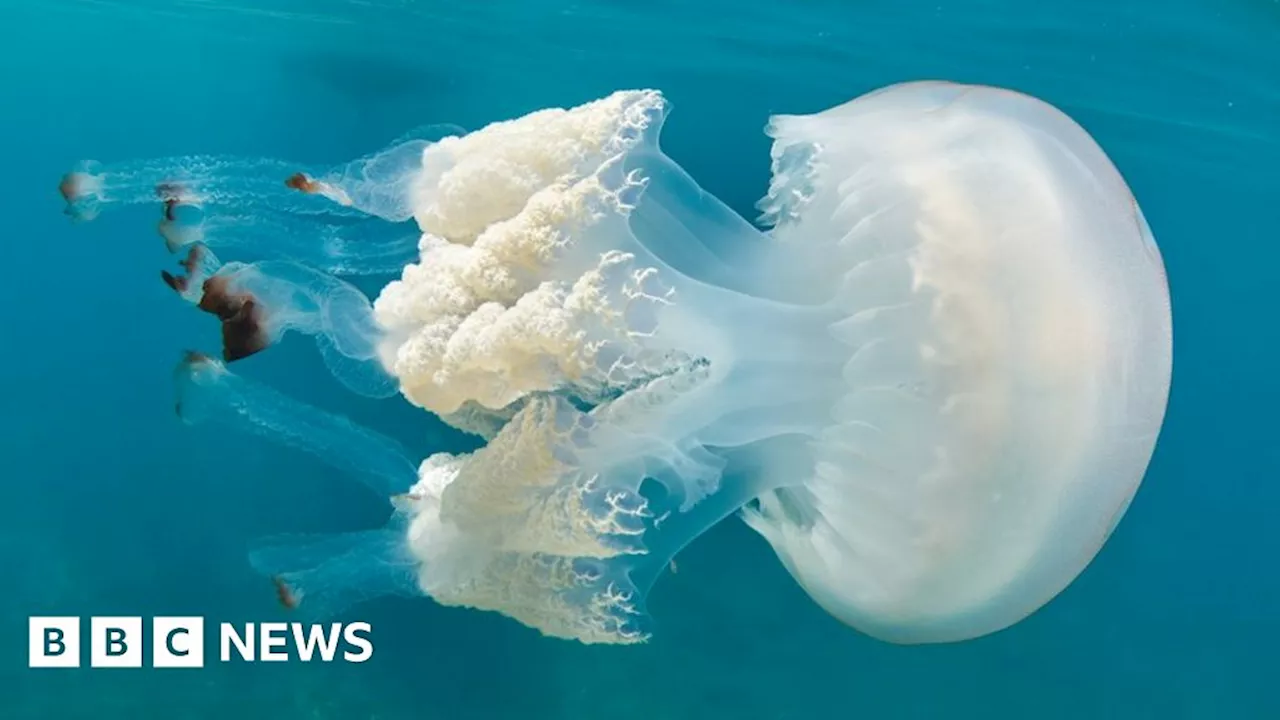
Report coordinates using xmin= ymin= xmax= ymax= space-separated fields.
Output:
xmin=1 ymin=0 xmax=1276 ymax=717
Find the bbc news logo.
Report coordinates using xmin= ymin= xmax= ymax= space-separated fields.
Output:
xmin=29 ymin=617 xmax=372 ymax=668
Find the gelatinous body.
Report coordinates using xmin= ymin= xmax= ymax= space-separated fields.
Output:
xmin=743 ymin=83 xmax=1172 ymax=642
xmin=109 ymin=82 xmax=1171 ymax=645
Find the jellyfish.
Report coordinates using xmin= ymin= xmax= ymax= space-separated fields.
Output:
xmin=158 ymin=81 xmax=1172 ymax=645
xmin=57 ymin=123 xmax=464 ymax=225
xmin=162 ymin=246 xmax=397 ymax=398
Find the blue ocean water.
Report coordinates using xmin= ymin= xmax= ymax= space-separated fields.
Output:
xmin=0 ymin=0 xmax=1276 ymax=717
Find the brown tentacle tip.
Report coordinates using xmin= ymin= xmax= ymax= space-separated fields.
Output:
xmin=156 ymin=181 xmax=185 ymax=201
xmin=285 ymin=172 xmax=315 ymax=193
xmin=181 ymin=349 xmax=213 ymax=367
xmin=197 ymin=275 xmax=241 ymax=320
xmin=175 ymin=350 xmax=216 ymax=417
xmin=182 ymin=244 xmax=205 ymax=273
xmin=273 ymin=575 xmax=299 ymax=610
xmin=221 ymin=298 xmax=270 ymax=362
xmin=58 ymin=173 xmax=79 ymax=202
xmin=162 ymin=246 xmax=209 ymax=295
xmin=161 ymin=269 xmax=187 ymax=293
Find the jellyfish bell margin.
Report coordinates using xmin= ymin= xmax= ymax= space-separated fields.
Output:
xmin=155 ymin=80 xmax=1170 ymax=646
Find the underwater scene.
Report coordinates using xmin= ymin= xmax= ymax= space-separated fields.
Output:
xmin=1 ymin=0 xmax=1276 ymax=717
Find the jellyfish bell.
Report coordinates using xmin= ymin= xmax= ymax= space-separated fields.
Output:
xmin=737 ymin=81 xmax=1173 ymax=643
xmin=156 ymin=81 xmax=1170 ymax=646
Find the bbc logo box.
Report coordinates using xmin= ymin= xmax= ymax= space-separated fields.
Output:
xmin=28 ymin=617 xmax=80 ymax=668
xmin=29 ymin=617 xmax=205 ymax=669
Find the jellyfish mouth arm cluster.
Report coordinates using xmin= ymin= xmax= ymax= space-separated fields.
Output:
xmin=172 ymin=352 xmax=717 ymax=643
xmin=99 ymin=81 xmax=1170 ymax=646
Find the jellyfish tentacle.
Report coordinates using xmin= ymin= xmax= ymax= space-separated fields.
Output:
xmin=58 ymin=156 xmax=366 ymax=221
xmin=383 ymin=122 xmax=468 ymax=148
xmin=613 ymin=147 xmax=788 ymax=297
xmin=58 ymin=123 xmax=465 ymax=224
xmin=249 ymin=526 xmax=420 ymax=619
xmin=166 ymin=259 xmax=397 ymax=397
xmin=161 ymin=244 xmax=224 ymax=304
xmin=313 ymin=333 xmax=398 ymax=399
xmin=173 ymin=352 xmax=416 ymax=497
xmin=236 ymin=260 xmax=397 ymax=397
xmin=286 ymin=124 xmax=465 ymax=221
xmin=310 ymin=139 xmax=428 ymax=222
xmin=158 ymin=209 xmax=419 ymax=277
